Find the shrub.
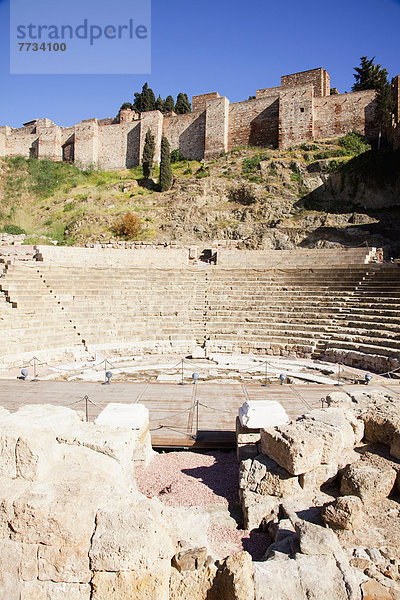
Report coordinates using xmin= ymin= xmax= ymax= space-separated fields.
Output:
xmin=113 ymin=213 xmax=142 ymax=239
xmin=195 ymin=165 xmax=210 ymax=179
xmin=242 ymin=156 xmax=261 ymax=174
xmin=338 ymin=132 xmax=371 ymax=156
xmin=170 ymin=149 xmax=184 ymax=163
xmin=2 ymin=224 xmax=26 ymax=235
xmin=229 ymin=183 xmax=257 ymax=205
xmin=290 ymin=171 xmax=303 ymax=184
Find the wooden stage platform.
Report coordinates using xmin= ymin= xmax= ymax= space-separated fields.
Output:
xmin=0 ymin=380 xmax=398 ymax=448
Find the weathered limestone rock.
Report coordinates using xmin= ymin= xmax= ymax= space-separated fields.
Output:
xmin=169 ymin=564 xmax=218 ymax=600
xmin=321 ymin=496 xmax=364 ymax=530
xmin=94 ymin=403 xmax=154 ymax=465
xmin=352 ymin=392 xmax=400 ymax=445
xmin=89 ymin=500 xmax=174 ymax=582
xmin=21 ymin=580 xmax=91 ymax=600
xmin=91 ymin=569 xmax=170 ymax=600
xmin=4 ymin=404 xmax=83 ymax=433
xmin=390 ymin=429 xmax=400 ymax=460
xmin=341 ymin=461 xmax=396 ymax=502
xmin=303 ymin=407 xmax=362 ymax=449
xmin=0 ymin=477 xmax=30 ymax=538
xmin=261 ymin=422 xmax=323 ymax=475
xmin=38 ymin=544 xmax=91 ymax=583
xmin=294 ymin=519 xmax=341 ymax=556
xmin=361 ymin=579 xmax=396 ymax=600
xmin=239 ymin=455 xmax=302 ymax=497
xmin=0 ymin=539 xmax=22 ymax=600
xmin=0 ymin=405 xmax=83 ymax=480
xmin=254 ymin=553 xmax=358 ymax=600
xmin=172 ymin=547 xmax=208 ymax=573
xmin=57 ymin=422 xmax=139 ymax=480
xmin=240 ymin=489 xmax=280 ymax=531
xmin=21 ymin=542 xmax=39 ymax=581
xmin=160 ymin=505 xmax=210 ymax=553
xmin=15 ymin=432 xmax=60 ymax=481
xmin=214 ymin=551 xmax=255 ymax=600
xmin=298 ymin=416 xmax=345 ymax=464
xmin=299 ymin=461 xmax=338 ymax=490
xmin=325 ymin=391 xmax=354 ymax=410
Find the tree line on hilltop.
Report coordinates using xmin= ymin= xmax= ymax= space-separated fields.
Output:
xmin=119 ymin=83 xmax=191 ymax=115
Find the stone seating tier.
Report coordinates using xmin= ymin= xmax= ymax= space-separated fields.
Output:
xmin=0 ymin=260 xmax=399 ymax=372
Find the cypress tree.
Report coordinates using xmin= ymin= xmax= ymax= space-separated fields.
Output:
xmin=142 ymin=129 xmax=155 ymax=179
xmin=159 ymin=136 xmax=172 ymax=191
xmin=164 ymin=95 xmax=175 ymax=112
xmin=175 ymin=93 xmax=191 ymax=114
xmin=155 ymin=95 xmax=165 ymax=112
xmin=133 ymin=83 xmax=157 ymax=113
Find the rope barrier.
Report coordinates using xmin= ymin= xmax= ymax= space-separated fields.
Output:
xmin=198 ymin=402 xmax=237 ymax=416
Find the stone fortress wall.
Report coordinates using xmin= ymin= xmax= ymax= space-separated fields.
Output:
xmin=2 ymin=67 xmax=399 ymax=170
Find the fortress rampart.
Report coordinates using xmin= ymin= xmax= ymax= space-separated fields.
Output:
xmin=1 ymin=67 xmax=398 ymax=170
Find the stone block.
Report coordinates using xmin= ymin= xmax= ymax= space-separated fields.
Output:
xmin=239 ymin=489 xmax=279 ymax=531
xmin=21 ymin=581 xmax=90 ymax=600
xmin=321 ymin=496 xmax=364 ymax=530
xmin=261 ymin=423 xmax=323 ymax=476
xmin=299 ymin=462 xmax=338 ymax=490
xmin=91 ymin=569 xmax=170 ymax=600
xmin=238 ymin=401 xmax=289 ymax=429
xmin=237 ymin=443 xmax=260 ymax=462
xmin=0 ymin=539 xmax=22 ymax=600
xmin=38 ymin=544 xmax=91 ymax=583
xmin=341 ymin=461 xmax=397 ymax=502
xmin=236 ymin=417 xmax=261 ymax=444
xmin=239 ymin=454 xmax=302 ymax=497
xmin=89 ymin=500 xmax=174 ymax=572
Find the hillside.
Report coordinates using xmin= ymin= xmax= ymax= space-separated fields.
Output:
xmin=1 ymin=134 xmax=399 ymax=253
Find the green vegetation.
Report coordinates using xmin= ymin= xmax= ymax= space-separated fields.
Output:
xmin=174 ymin=93 xmax=191 ymax=114
xmin=159 ymin=137 xmax=172 ymax=191
xmin=170 ymin=149 xmax=184 ymax=163
xmin=352 ymin=56 xmax=395 ymax=141
xmin=1 ymin=139 xmax=397 ymax=248
xmin=2 ymin=224 xmax=26 ymax=235
xmin=242 ymin=152 xmax=269 ymax=176
xmin=195 ymin=165 xmax=210 ymax=179
xmin=120 ymin=84 xmax=191 ymax=115
xmin=165 ymin=95 xmax=175 ymax=112
xmin=338 ymin=132 xmax=371 ymax=155
xmin=142 ymin=129 xmax=155 ymax=179
xmin=352 ymin=56 xmax=389 ymax=92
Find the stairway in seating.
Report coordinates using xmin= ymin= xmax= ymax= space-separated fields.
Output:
xmin=0 ymin=262 xmax=87 ymax=358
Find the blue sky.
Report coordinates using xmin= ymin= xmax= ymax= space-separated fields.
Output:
xmin=0 ymin=0 xmax=399 ymax=128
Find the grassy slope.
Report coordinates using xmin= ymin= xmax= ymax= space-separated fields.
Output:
xmin=0 ymin=134 xmax=398 ymax=249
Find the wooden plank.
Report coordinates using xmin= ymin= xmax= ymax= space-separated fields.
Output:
xmin=0 ymin=380 xmax=397 ymax=448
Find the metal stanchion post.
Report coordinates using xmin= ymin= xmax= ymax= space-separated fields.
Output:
xmin=179 ymin=359 xmax=186 ymax=385
xmin=336 ymin=363 xmax=342 ymax=386
xmin=261 ymin=361 xmax=269 ymax=387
